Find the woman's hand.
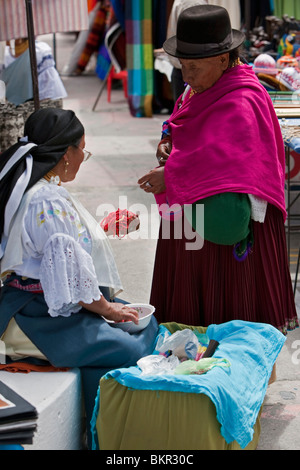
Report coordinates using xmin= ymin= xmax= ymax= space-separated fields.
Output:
xmin=103 ymin=302 xmax=139 ymax=324
xmin=156 ymin=137 xmax=172 ymax=166
xmin=79 ymin=297 xmax=139 ymax=324
xmin=138 ymin=166 xmax=166 ymax=194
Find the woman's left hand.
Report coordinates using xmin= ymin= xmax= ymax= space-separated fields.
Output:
xmin=138 ymin=167 xmax=166 ymax=194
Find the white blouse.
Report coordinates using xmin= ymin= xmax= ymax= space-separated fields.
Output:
xmin=1 ymin=180 xmax=122 ymax=317
xmin=23 ymin=183 xmax=101 ymax=317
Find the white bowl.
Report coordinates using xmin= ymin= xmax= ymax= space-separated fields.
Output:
xmin=102 ymin=303 xmax=155 ymax=333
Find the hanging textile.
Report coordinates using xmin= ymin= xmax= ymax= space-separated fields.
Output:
xmin=76 ymin=1 xmax=111 ymax=73
xmin=87 ymin=0 xmax=98 ymax=12
xmin=152 ymin=0 xmax=174 ymax=114
xmin=111 ymin=0 xmax=126 ymax=29
xmin=125 ymin=0 xmax=154 ymax=117
xmin=274 ymin=0 xmax=300 ymax=18
xmin=94 ymin=1 xmax=125 ymax=81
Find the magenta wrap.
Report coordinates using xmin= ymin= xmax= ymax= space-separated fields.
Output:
xmin=158 ymin=64 xmax=286 ymax=220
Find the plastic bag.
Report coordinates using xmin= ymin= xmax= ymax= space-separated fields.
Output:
xmin=156 ymin=329 xmax=200 ymax=360
xmin=137 ymin=354 xmax=180 ymax=376
xmin=174 ymin=358 xmax=231 ymax=375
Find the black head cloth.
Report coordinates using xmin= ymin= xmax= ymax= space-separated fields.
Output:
xmin=24 ymin=107 xmax=85 ymax=186
xmin=0 ymin=107 xmax=84 ymax=255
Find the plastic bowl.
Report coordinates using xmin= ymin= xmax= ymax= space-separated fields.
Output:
xmin=102 ymin=303 xmax=155 ymax=333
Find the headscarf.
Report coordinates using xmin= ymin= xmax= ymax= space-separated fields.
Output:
xmin=0 ymin=107 xmax=84 ymax=258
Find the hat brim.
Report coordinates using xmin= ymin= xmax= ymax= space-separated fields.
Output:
xmin=257 ymin=73 xmax=290 ymax=91
xmin=253 ymin=67 xmax=278 ymax=75
xmin=277 ymin=76 xmax=298 ymax=91
xmin=163 ymin=29 xmax=245 ymax=59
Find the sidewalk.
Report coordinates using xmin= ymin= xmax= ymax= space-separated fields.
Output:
xmin=53 ymin=32 xmax=300 ymax=451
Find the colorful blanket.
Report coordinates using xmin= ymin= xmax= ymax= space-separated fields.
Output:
xmin=125 ymin=0 xmax=153 ymax=117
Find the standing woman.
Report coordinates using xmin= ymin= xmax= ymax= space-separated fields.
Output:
xmin=0 ymin=108 xmax=158 ymax=447
xmin=138 ymin=5 xmax=298 ymax=335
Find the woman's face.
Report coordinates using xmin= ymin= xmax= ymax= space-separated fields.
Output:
xmin=62 ymin=135 xmax=86 ymax=182
xmin=179 ymin=53 xmax=229 ymax=93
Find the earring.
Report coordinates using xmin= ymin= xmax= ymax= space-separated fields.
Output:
xmin=65 ymin=161 xmax=69 ymax=174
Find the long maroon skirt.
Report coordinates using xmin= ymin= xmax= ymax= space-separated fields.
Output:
xmin=150 ymin=204 xmax=299 ymax=334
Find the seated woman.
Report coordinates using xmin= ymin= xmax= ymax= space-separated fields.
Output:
xmin=0 ymin=38 xmax=67 ymax=106
xmin=0 ymin=107 xmax=158 ymax=448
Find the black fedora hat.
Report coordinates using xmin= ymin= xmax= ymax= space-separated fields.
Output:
xmin=163 ymin=5 xmax=245 ymax=59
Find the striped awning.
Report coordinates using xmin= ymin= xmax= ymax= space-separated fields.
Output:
xmin=0 ymin=0 xmax=89 ymax=41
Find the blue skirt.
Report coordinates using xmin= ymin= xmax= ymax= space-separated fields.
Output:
xmin=0 ymin=280 xmax=159 ymax=448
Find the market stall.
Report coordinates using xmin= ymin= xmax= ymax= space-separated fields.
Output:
xmin=0 ymin=0 xmax=89 ymax=151
xmin=91 ymin=320 xmax=285 ymax=450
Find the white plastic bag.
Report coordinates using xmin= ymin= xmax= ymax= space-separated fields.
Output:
xmin=137 ymin=354 xmax=180 ymax=376
xmin=157 ymin=329 xmax=200 ymax=360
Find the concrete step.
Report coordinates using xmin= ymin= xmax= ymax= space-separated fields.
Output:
xmin=0 ymin=368 xmax=84 ymax=450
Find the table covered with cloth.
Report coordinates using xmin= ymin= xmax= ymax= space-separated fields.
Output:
xmin=91 ymin=320 xmax=285 ymax=450
xmin=279 ymin=118 xmax=300 ymax=154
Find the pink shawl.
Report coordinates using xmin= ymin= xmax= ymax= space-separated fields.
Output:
xmin=159 ymin=64 xmax=286 ymax=220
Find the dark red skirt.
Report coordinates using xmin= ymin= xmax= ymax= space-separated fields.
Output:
xmin=150 ymin=204 xmax=299 ymax=334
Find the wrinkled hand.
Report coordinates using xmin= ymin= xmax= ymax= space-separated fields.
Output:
xmin=156 ymin=137 xmax=172 ymax=166
xmin=138 ymin=166 xmax=166 ymax=194
xmin=103 ymin=302 xmax=139 ymax=325
xmin=79 ymin=297 xmax=139 ymax=324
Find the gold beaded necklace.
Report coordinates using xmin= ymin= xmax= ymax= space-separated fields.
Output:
xmin=43 ymin=170 xmax=61 ymax=185
xmin=189 ymin=88 xmax=198 ymax=98
xmin=229 ymin=58 xmax=243 ymax=68
xmin=8 ymin=39 xmax=29 ymax=57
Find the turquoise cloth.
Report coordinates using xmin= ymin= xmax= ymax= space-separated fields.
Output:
xmin=100 ymin=320 xmax=286 ymax=449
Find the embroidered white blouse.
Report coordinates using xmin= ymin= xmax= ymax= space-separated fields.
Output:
xmin=1 ymin=179 xmax=122 ymax=317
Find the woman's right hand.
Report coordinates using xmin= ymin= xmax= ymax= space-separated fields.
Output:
xmin=138 ymin=166 xmax=166 ymax=194
xmin=156 ymin=137 xmax=172 ymax=166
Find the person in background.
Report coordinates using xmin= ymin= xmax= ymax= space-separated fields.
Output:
xmin=209 ymin=0 xmax=241 ymax=30
xmin=0 ymin=107 xmax=158 ymax=448
xmin=166 ymin=0 xmax=208 ymax=102
xmin=138 ymin=5 xmax=298 ymax=337
xmin=0 ymin=38 xmax=67 ymax=106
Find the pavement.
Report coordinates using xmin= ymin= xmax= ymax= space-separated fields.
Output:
xmin=50 ymin=32 xmax=300 ymax=451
